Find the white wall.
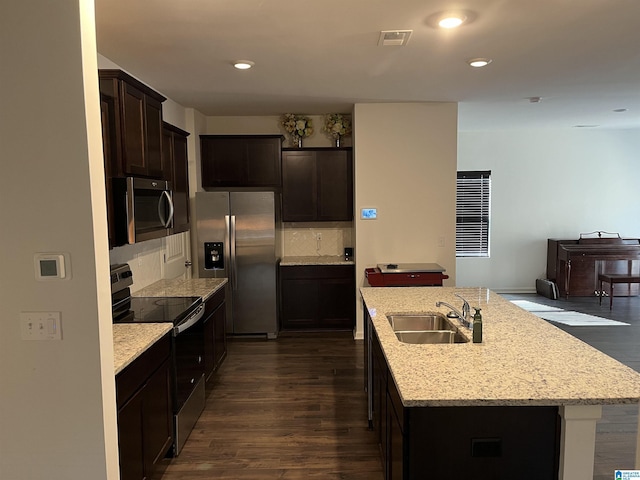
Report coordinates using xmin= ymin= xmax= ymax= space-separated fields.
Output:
xmin=457 ymin=128 xmax=640 ymax=291
xmin=1 ymin=1 xmax=118 ymax=479
xmin=353 ymin=103 xmax=458 ymax=337
xmin=205 ymin=115 xmax=351 ymax=149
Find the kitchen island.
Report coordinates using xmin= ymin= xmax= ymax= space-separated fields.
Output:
xmin=361 ymin=286 xmax=640 ymax=479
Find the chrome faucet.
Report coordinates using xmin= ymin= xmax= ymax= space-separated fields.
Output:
xmin=436 ymin=293 xmax=472 ymax=329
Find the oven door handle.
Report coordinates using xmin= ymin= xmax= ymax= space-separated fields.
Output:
xmin=173 ymin=303 xmax=205 ymax=336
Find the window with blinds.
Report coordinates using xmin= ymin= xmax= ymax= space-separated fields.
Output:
xmin=456 ymin=171 xmax=491 ymax=257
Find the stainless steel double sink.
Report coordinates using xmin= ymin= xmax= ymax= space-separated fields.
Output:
xmin=387 ymin=314 xmax=469 ymax=344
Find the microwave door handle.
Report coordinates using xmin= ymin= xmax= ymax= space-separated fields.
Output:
xmin=158 ymin=190 xmax=174 ymax=228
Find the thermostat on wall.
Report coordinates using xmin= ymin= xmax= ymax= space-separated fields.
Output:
xmin=361 ymin=208 xmax=378 ymax=220
xmin=34 ymin=253 xmax=69 ymax=281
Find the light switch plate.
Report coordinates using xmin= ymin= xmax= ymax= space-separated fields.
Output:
xmin=20 ymin=312 xmax=62 ymax=340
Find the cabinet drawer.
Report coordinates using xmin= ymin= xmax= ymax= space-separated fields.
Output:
xmin=116 ymin=333 xmax=171 ymax=407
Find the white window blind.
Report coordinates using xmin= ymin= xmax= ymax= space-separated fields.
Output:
xmin=456 ymin=171 xmax=491 ymax=257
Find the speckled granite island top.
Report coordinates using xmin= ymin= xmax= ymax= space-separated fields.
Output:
xmin=132 ymin=277 xmax=227 ymax=300
xmin=280 ymin=255 xmax=354 ymax=266
xmin=361 ymin=286 xmax=640 ymax=408
xmin=113 ymin=323 xmax=172 ymax=375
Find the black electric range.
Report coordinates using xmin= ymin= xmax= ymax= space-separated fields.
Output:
xmin=110 ymin=263 xmax=207 ymax=457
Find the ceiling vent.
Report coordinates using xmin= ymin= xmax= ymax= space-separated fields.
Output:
xmin=378 ymin=30 xmax=413 ymax=47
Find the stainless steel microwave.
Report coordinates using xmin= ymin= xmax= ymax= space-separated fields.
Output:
xmin=112 ymin=177 xmax=174 ymax=245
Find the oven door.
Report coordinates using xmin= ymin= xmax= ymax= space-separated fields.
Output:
xmin=171 ymin=304 xmax=205 ymax=455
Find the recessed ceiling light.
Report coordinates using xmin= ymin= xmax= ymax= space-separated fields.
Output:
xmin=613 ymin=108 xmax=628 ymax=112
xmin=528 ymin=97 xmax=542 ymax=103
xmin=439 ymin=14 xmax=466 ymax=28
xmin=574 ymin=125 xmax=599 ymax=128
xmin=427 ymin=10 xmax=477 ymax=29
xmin=467 ymin=58 xmax=492 ymax=68
xmin=233 ymin=60 xmax=255 ymax=70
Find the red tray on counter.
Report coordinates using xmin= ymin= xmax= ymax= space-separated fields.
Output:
xmin=365 ymin=267 xmax=449 ymax=287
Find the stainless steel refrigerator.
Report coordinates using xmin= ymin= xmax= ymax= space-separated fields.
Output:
xmin=195 ymin=192 xmax=279 ymax=338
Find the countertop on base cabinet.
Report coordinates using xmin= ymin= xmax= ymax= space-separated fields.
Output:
xmin=132 ymin=278 xmax=227 ymax=301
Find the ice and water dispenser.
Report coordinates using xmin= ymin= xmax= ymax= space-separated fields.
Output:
xmin=204 ymin=242 xmax=224 ymax=270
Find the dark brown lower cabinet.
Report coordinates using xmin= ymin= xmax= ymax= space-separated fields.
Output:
xmin=203 ymin=288 xmax=227 ymax=381
xmin=369 ymin=324 xmax=561 ymax=480
xmin=116 ymin=333 xmax=173 ymax=480
xmin=279 ymin=265 xmax=355 ymax=330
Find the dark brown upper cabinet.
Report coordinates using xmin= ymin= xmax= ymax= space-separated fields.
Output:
xmin=99 ymin=69 xmax=168 ymax=179
xmin=282 ymin=147 xmax=353 ymax=222
xmin=162 ymin=122 xmax=190 ymax=235
xmin=200 ymin=135 xmax=283 ymax=188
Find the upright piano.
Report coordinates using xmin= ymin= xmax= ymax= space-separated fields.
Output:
xmin=547 ymin=235 xmax=640 ymax=297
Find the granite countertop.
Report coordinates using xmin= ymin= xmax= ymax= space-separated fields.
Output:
xmin=132 ymin=277 xmax=227 ymax=300
xmin=113 ymin=323 xmax=173 ymax=374
xmin=280 ymin=255 xmax=354 ymax=266
xmin=361 ymin=286 xmax=640 ymax=408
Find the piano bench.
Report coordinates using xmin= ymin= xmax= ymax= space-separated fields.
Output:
xmin=598 ymin=273 xmax=640 ymax=309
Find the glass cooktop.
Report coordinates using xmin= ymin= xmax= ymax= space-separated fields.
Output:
xmin=114 ymin=296 xmax=202 ymax=325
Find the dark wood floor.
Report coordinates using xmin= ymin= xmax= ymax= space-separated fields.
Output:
xmin=155 ymin=332 xmax=384 ymax=480
xmin=155 ymin=293 xmax=640 ymax=480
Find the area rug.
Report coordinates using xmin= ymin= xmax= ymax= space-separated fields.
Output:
xmin=510 ymin=300 xmax=564 ymax=312
xmin=537 ymin=311 xmax=630 ymax=327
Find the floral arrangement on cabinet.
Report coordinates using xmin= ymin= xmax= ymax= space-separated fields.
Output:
xmin=323 ymin=114 xmax=352 ymax=147
xmin=280 ymin=113 xmax=313 ymax=147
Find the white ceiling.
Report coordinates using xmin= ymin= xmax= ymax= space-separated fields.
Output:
xmin=95 ymin=0 xmax=640 ymax=131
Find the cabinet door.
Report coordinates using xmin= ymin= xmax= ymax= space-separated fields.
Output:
xmin=203 ymin=309 xmax=215 ymax=380
xmin=317 ymin=150 xmax=353 ymax=221
xmin=121 ymin=82 xmax=147 ymax=176
xmin=388 ymin=393 xmax=404 ymax=480
xmin=145 ymin=96 xmax=166 ymax=178
xmin=317 ymin=275 xmax=355 ymax=329
xmin=201 ymin=137 xmax=244 ymax=187
xmin=245 ymin=139 xmax=281 ymax=186
xmin=282 ymin=151 xmax=316 ymax=221
xmin=170 ymin=132 xmax=190 ymax=233
xmin=213 ymin=301 xmax=227 ymax=370
xmin=117 ymin=388 xmax=145 ymax=480
xmin=101 ymin=94 xmax=117 ymax=248
xmin=142 ymin=358 xmax=173 ymax=473
xmin=280 ymin=277 xmax=319 ymax=328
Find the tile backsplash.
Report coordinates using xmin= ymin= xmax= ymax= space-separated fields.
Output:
xmin=282 ymin=222 xmax=353 ymax=257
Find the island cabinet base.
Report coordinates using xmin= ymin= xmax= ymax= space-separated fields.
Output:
xmin=404 ymin=405 xmax=560 ymax=479
xmin=370 ymin=328 xmax=560 ymax=479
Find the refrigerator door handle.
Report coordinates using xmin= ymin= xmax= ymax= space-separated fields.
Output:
xmin=230 ymin=214 xmax=238 ymax=291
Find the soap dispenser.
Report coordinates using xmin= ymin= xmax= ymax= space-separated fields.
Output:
xmin=473 ymin=308 xmax=483 ymax=343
